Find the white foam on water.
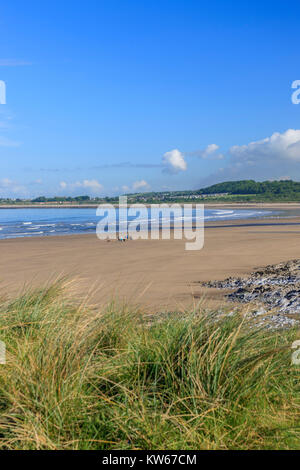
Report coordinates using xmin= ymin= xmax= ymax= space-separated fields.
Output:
xmin=37 ymin=223 xmax=56 ymax=227
xmin=214 ymin=210 xmax=234 ymax=215
xmin=0 ymin=207 xmax=281 ymax=239
xmin=8 ymin=231 xmax=44 ymax=237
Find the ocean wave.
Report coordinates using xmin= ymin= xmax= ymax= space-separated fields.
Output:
xmin=8 ymin=231 xmax=44 ymax=237
xmin=0 ymin=207 xmax=282 ymax=239
xmin=214 ymin=210 xmax=234 ymax=215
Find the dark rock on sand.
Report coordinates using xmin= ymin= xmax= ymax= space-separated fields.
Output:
xmin=203 ymin=259 xmax=300 ymax=329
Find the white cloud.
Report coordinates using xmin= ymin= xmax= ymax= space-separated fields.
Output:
xmin=205 ymin=143 xmax=219 ymax=154
xmin=187 ymin=144 xmax=224 ymax=160
xmin=200 ymin=144 xmax=224 ymax=160
xmin=269 ymin=175 xmax=292 ymax=182
xmin=132 ymin=180 xmax=150 ymax=191
xmin=278 ymin=175 xmax=292 ymax=181
xmin=81 ymin=179 xmax=103 ymax=191
xmin=162 ymin=149 xmax=187 ymax=174
xmin=59 ymin=179 xmax=103 ymax=194
xmin=229 ymin=129 xmax=300 ymax=163
xmin=200 ymin=129 xmax=300 ymax=185
xmin=0 ymin=178 xmax=27 ymax=195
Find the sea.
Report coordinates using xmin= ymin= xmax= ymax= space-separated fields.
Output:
xmin=0 ymin=207 xmax=284 ymax=240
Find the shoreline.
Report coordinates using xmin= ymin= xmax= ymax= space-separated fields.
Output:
xmin=2 ymin=216 xmax=300 ymax=242
xmin=1 ymin=216 xmax=300 ymax=311
xmin=0 ymin=202 xmax=300 ymax=209
xmin=2 ymin=205 xmax=299 ymax=241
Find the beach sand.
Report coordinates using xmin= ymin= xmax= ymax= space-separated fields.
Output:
xmin=1 ymin=217 xmax=300 ymax=311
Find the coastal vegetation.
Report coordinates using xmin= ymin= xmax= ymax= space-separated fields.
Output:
xmin=0 ymin=280 xmax=299 ymax=450
xmin=126 ymin=180 xmax=300 ymax=203
xmin=2 ymin=180 xmax=300 ymax=206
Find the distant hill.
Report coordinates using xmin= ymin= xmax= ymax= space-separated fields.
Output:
xmin=124 ymin=179 xmax=300 ymax=203
xmin=197 ymin=179 xmax=300 ymax=195
xmin=2 ymin=179 xmax=300 ymax=206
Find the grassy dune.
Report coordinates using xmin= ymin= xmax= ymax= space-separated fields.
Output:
xmin=0 ymin=281 xmax=299 ymax=450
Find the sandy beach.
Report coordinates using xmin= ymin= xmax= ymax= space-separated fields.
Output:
xmin=1 ymin=215 xmax=300 ymax=311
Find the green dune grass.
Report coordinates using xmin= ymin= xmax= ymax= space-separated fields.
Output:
xmin=0 ymin=280 xmax=299 ymax=450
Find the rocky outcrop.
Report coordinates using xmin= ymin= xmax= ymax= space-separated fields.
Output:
xmin=203 ymin=259 xmax=300 ymax=328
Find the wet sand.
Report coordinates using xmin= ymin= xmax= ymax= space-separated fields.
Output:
xmin=1 ymin=217 xmax=300 ymax=311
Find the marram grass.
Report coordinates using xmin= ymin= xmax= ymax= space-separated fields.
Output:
xmin=0 ymin=280 xmax=299 ymax=450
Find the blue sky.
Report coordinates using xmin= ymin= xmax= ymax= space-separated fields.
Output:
xmin=0 ymin=0 xmax=300 ymax=197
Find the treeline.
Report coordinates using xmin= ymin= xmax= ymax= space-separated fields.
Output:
xmin=30 ymin=196 xmax=117 ymax=203
xmin=198 ymin=179 xmax=300 ymax=195
xmin=126 ymin=180 xmax=300 ymax=203
xmin=2 ymin=180 xmax=300 ymax=205
xmin=32 ymin=195 xmax=92 ymax=202
xmin=0 ymin=195 xmax=118 ymax=205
